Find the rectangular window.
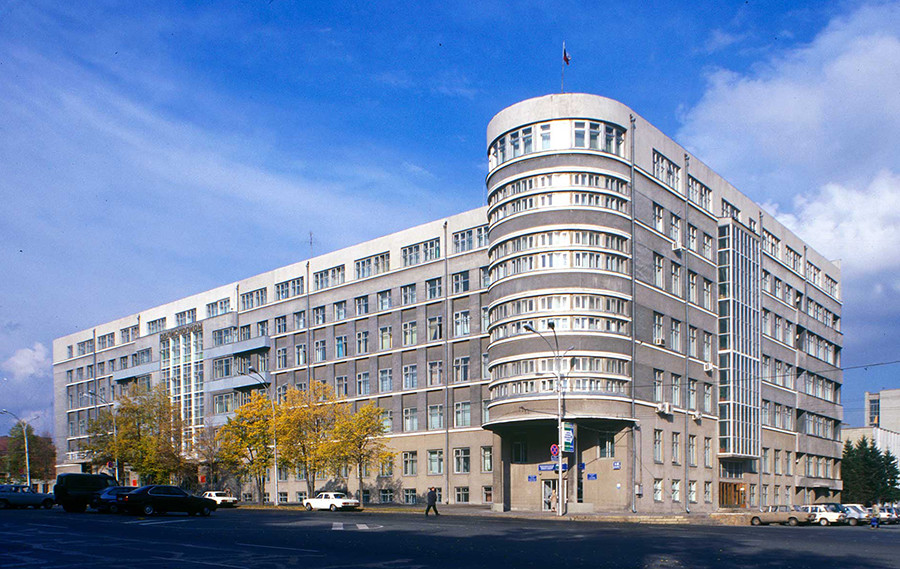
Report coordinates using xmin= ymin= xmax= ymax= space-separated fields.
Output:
xmin=257 ymin=320 xmax=269 ymax=337
xmin=402 ymin=364 xmax=418 ymax=389
xmin=293 ymin=311 xmax=306 ymax=330
xmin=175 ymin=309 xmax=196 ymax=327
xmin=356 ymin=331 xmax=369 ymax=354
xmin=403 ymin=407 xmax=418 ymax=432
xmin=313 ymin=265 xmax=344 ymax=290
xmin=598 ymin=432 xmax=615 ymax=458
xmin=455 ymin=487 xmax=470 ymax=504
xmin=379 ymin=369 xmax=393 ymax=392
xmin=653 ymin=479 xmax=663 ymax=501
xmin=401 ymin=243 xmax=421 ymax=267
xmin=427 ymin=316 xmax=443 ymax=341
xmin=672 ymin=479 xmax=681 ymax=502
xmin=147 ymin=318 xmax=166 ymax=335
xmin=335 ymin=375 xmax=348 ymax=397
xmin=276 ymin=347 xmax=287 ymax=369
xmin=672 ymin=432 xmax=681 ymax=464
xmin=379 ymin=326 xmax=392 ymax=350
xmin=688 ymin=435 xmax=697 ymax=466
xmin=653 ymin=429 xmax=663 ymax=463
xmin=512 ymin=441 xmax=527 ymax=463
xmin=453 ymin=356 xmax=470 ymax=383
xmin=313 ymin=306 xmax=326 ymax=325
xmin=428 ymin=361 xmax=443 ymax=386
xmin=377 ymin=290 xmax=392 ymax=310
xmin=452 ymin=271 xmax=470 ymax=293
xmin=275 ymin=316 xmax=287 ymax=334
xmin=428 ymin=404 xmax=444 ymax=430
xmin=355 ymin=295 xmax=369 ymax=315
xmin=240 ymin=288 xmax=267 ymax=310
xmin=428 ymin=449 xmax=444 ymax=475
xmin=356 ymin=372 xmax=370 ymax=395
xmin=206 ymin=298 xmax=231 ymax=318
xmin=295 ymin=344 xmax=306 ymax=365
xmin=314 ymin=340 xmax=326 ymax=362
xmin=453 ymin=310 xmax=470 ymax=337
xmin=401 ymin=284 xmax=417 ymax=305
xmin=402 ymin=451 xmax=418 ymax=476
xmin=335 ymin=335 xmax=347 ymax=358
xmin=333 ymin=301 xmax=346 ymax=321
xmin=455 ymin=401 xmax=471 ymax=427
xmin=402 ymin=321 xmax=417 ymax=346
xmin=420 ymin=279 xmax=440 ymax=303
xmin=453 ymin=229 xmax=474 ymax=253
xmin=454 ymin=448 xmax=471 ymax=474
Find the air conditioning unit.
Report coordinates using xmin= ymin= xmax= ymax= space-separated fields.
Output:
xmin=703 ymin=362 xmax=713 ymax=372
xmin=691 ymin=410 xmax=702 ymax=422
xmin=657 ymin=402 xmax=673 ymax=415
xmin=653 ymin=337 xmax=665 ymax=346
xmin=671 ymin=242 xmax=683 ymax=253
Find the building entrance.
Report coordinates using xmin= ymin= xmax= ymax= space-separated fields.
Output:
xmin=719 ymin=482 xmax=746 ymax=508
xmin=542 ymin=479 xmax=558 ymax=512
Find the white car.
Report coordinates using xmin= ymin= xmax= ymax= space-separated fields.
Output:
xmin=800 ymin=504 xmax=846 ymax=526
xmin=303 ymin=492 xmax=360 ymax=511
xmin=202 ymin=491 xmax=238 ymax=507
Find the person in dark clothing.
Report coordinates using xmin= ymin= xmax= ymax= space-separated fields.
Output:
xmin=425 ymin=487 xmax=440 ymax=516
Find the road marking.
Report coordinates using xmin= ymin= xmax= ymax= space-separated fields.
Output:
xmin=235 ymin=542 xmax=319 ymax=553
xmin=333 ymin=522 xmax=344 ymax=530
xmin=26 ymin=523 xmax=68 ymax=529
xmin=357 ymin=523 xmax=369 ymax=530
xmin=125 ymin=518 xmax=195 ymax=526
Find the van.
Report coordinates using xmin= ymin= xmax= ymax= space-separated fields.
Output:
xmin=53 ymin=473 xmax=118 ymax=512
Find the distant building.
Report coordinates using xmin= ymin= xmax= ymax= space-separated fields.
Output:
xmin=843 ymin=426 xmax=900 ymax=462
xmin=53 ymin=93 xmax=843 ymax=513
xmin=865 ymin=389 xmax=900 ymax=432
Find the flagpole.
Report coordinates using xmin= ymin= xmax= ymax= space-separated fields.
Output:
xmin=561 ymin=42 xmax=566 ymax=93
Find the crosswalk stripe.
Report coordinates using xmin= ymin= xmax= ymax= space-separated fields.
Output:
xmin=357 ymin=524 xmax=369 ymax=530
xmin=332 ymin=522 xmax=343 ymax=530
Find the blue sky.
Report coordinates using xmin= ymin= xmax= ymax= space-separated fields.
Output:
xmin=2 ymin=0 xmax=899 ymax=435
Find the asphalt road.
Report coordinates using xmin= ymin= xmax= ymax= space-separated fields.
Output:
xmin=1 ymin=506 xmax=898 ymax=569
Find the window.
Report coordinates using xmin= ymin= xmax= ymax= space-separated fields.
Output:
xmin=275 ymin=316 xmax=287 ymax=334
xmin=481 ymin=446 xmax=493 ymax=472
xmin=454 ymin=448 xmax=470 ymax=474
xmin=672 ymin=479 xmax=681 ymax=502
xmin=379 ymin=326 xmax=392 ymax=350
xmin=380 ymin=489 xmax=394 ymax=503
xmin=295 ymin=344 xmax=307 ymax=365
xmin=428 ymin=450 xmax=444 ymax=475
xmin=400 ymin=284 xmax=417 ymax=305
xmin=453 ymin=310 xmax=470 ymax=336
xmin=213 ymin=357 xmax=232 ymax=379
xmin=688 ymin=435 xmax=697 ymax=466
xmin=213 ymin=327 xmax=234 ymax=346
xmin=427 ymin=361 xmax=443 ymax=386
xmin=428 ymin=404 xmax=444 ymax=429
xmin=455 ymin=401 xmax=471 ymax=427
xmin=401 ymin=243 xmax=421 ymax=267
xmin=314 ymin=340 xmax=326 ymax=362
xmin=381 ymin=410 xmax=393 ymax=432
xmin=453 ymin=229 xmax=474 ymax=253
xmin=455 ymin=487 xmax=470 ymax=504
xmin=452 ymin=271 xmax=470 ymax=293
xmin=653 ymin=369 xmax=664 ymax=402
xmin=402 ymin=321 xmax=418 ymax=346
xmin=175 ymin=309 xmax=196 ymax=327
xmin=276 ymin=347 xmax=287 ymax=369
xmin=357 ymin=372 xmax=370 ymax=395
xmin=453 ymin=356 xmax=470 ymax=383
xmin=275 ymin=277 xmax=303 ymax=300
xmin=426 ymin=278 xmax=442 ymax=299
xmin=704 ymin=481 xmax=712 ymax=503
xmin=688 ymin=481 xmax=697 ymax=504
xmin=512 ymin=441 xmax=527 ymax=463
xmin=333 ymin=301 xmax=346 ymax=321
xmin=293 ymin=311 xmax=306 ymax=330
xmin=335 ymin=335 xmax=347 ymax=358
xmin=335 ymin=376 xmax=348 ymax=397
xmin=313 ymin=306 xmax=326 ymax=325
xmin=653 ymin=429 xmax=663 ymax=462
xmin=402 ymin=452 xmax=418 ymax=475
xmin=653 ymin=151 xmax=681 ymax=190
xmin=313 ymin=265 xmax=345 ymax=290
xmin=672 ymin=432 xmax=681 ymax=464
xmin=377 ymin=290 xmax=392 ymax=310
xmin=402 ymin=364 xmax=418 ymax=389
xmin=598 ymin=432 xmax=615 ymax=458
xmin=403 ymin=407 xmax=418 ymax=432
xmin=688 ymin=379 xmax=697 ymax=409
xmin=356 ymin=331 xmax=369 ymax=354
xmin=653 ymin=254 xmax=664 ymax=287
xmin=671 ymin=374 xmax=682 ymax=406
xmin=671 ymin=263 xmax=682 ymax=296
xmin=379 ymin=368 xmax=393 ymax=392
xmin=355 ymin=253 xmax=390 ymax=279
xmin=427 ymin=316 xmax=443 ymax=341
xmin=670 ymin=320 xmax=681 ymax=352
xmin=653 ymin=479 xmax=663 ymax=501
xmin=704 ymin=437 xmax=712 ymax=468
xmin=206 ymin=298 xmax=231 ymax=318
xmin=355 ymin=295 xmax=369 ymax=315
xmin=257 ymin=320 xmax=268 ymax=337
xmin=147 ymin=318 xmax=166 ymax=335
xmin=240 ymin=288 xmax=267 ymax=310
xmin=652 ymin=312 xmax=664 ymax=344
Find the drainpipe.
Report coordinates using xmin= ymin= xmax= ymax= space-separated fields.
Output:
xmin=442 ymin=221 xmax=451 ymax=502
xmin=683 ymin=154 xmax=691 ymax=514
xmin=629 ymin=114 xmax=638 ymax=513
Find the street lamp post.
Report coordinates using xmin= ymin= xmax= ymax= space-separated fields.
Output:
xmin=523 ymin=322 xmax=567 ymax=517
xmin=1 ymin=409 xmax=31 ymax=488
xmin=248 ymin=366 xmax=279 ymax=506
xmin=87 ymin=391 xmax=118 ymax=482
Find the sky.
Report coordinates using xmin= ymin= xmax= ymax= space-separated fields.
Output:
xmin=1 ymin=0 xmax=899 ymax=436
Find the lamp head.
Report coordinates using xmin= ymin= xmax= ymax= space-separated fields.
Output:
xmin=524 ymin=324 xmax=536 ymax=333
xmin=547 ymin=321 xmax=556 ymax=331
xmin=248 ymin=365 xmax=258 ymax=373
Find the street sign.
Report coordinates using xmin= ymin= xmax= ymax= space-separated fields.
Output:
xmin=563 ymin=422 xmax=575 ymax=452
xmin=613 ymin=461 xmax=621 ymax=470
xmin=587 ymin=473 xmax=597 ymax=481
xmin=539 ymin=463 xmax=569 ymax=472
xmin=528 ymin=475 xmax=537 ymax=482
xmin=550 ymin=443 xmax=559 ymax=457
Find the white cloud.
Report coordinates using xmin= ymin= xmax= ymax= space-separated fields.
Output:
xmin=769 ymin=170 xmax=900 ymax=275
xmin=2 ymin=342 xmax=50 ymax=383
xmin=703 ymin=29 xmax=749 ymax=54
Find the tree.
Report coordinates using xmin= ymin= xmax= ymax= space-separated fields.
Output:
xmin=194 ymin=422 xmax=241 ymax=494
xmin=277 ymin=382 xmax=346 ymax=499
xmin=333 ymin=402 xmax=393 ymax=501
xmin=84 ymin=383 xmax=184 ymax=484
xmin=6 ymin=423 xmax=56 ymax=482
xmin=216 ymin=392 xmax=274 ymax=504
xmin=842 ymin=437 xmax=900 ymax=505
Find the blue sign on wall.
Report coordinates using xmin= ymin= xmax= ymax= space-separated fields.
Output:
xmin=538 ymin=463 xmax=569 ymax=472
xmin=528 ymin=475 xmax=537 ymax=482
xmin=613 ymin=461 xmax=621 ymax=470
xmin=587 ymin=473 xmax=597 ymax=481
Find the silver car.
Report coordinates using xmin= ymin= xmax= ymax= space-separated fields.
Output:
xmin=0 ymin=485 xmax=55 ymax=509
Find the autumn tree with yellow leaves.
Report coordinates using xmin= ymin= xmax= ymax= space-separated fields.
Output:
xmin=216 ymin=391 xmax=274 ymax=504
xmin=333 ymin=402 xmax=393 ymax=500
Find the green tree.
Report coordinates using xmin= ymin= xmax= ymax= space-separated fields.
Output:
xmin=842 ymin=437 xmax=900 ymax=505
xmin=216 ymin=392 xmax=274 ymax=504
xmin=277 ymin=382 xmax=346 ymax=499
xmin=84 ymin=384 xmax=184 ymax=484
xmin=333 ymin=402 xmax=393 ymax=502
xmin=6 ymin=422 xmax=56 ymax=482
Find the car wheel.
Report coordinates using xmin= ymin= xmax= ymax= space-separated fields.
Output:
xmin=200 ymin=506 xmax=211 ymax=517
xmin=819 ymin=518 xmax=829 ymax=526
xmin=305 ymin=503 xmax=313 ymax=511
xmin=750 ymin=517 xmax=762 ymax=526
xmin=330 ymin=504 xmax=337 ymax=512
xmin=109 ymin=504 xmax=119 ymax=514
xmin=788 ymin=517 xmax=799 ymax=526
xmin=42 ymin=499 xmax=54 ymax=509
xmin=142 ymin=504 xmax=156 ymax=516
xmin=849 ymin=518 xmax=858 ymax=526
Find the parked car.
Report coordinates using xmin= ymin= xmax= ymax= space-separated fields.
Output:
xmin=841 ymin=504 xmax=871 ymax=526
xmin=118 ymin=485 xmax=217 ymax=516
xmin=749 ymin=505 xmax=814 ymax=526
xmin=874 ymin=505 xmax=898 ymax=525
xmin=800 ymin=504 xmax=847 ymax=526
xmin=0 ymin=485 xmax=55 ymax=509
xmin=54 ymin=473 xmax=118 ymax=513
xmin=90 ymin=486 xmax=134 ymax=513
xmin=302 ymin=492 xmax=360 ymax=511
xmin=202 ymin=491 xmax=238 ymax=507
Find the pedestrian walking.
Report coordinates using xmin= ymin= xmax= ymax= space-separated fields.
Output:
xmin=425 ymin=487 xmax=440 ymax=516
